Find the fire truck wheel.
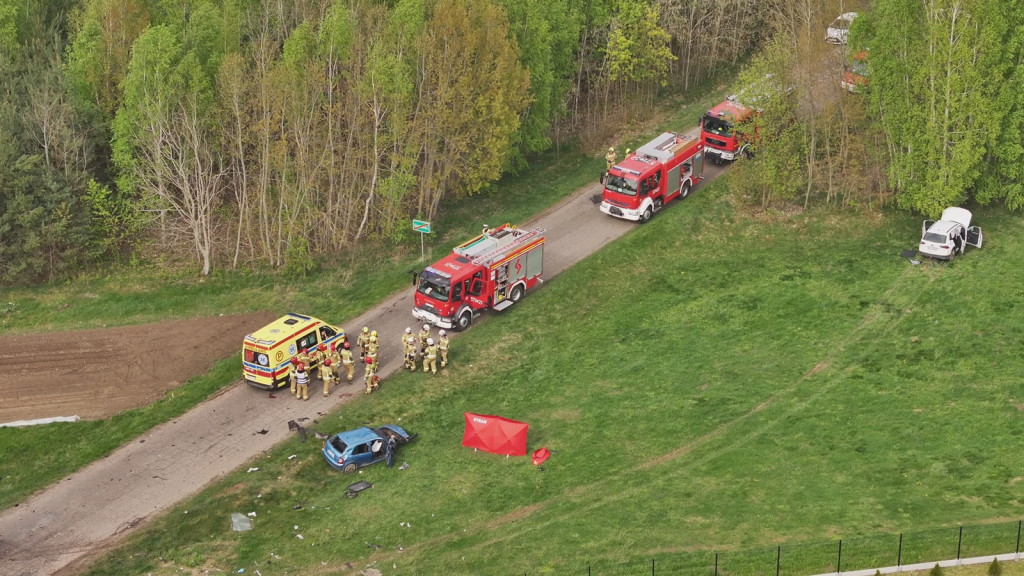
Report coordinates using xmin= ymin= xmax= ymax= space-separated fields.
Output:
xmin=680 ymin=182 xmax=692 ymax=199
xmin=653 ymin=197 xmax=664 ymax=211
xmin=509 ymin=285 xmax=524 ymax=303
xmin=456 ymin=311 xmax=473 ymax=331
xmin=342 ymin=463 xmax=358 ymax=474
xmin=639 ymin=207 xmax=652 ymax=224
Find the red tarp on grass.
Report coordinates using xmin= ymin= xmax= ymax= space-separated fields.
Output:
xmin=462 ymin=413 xmax=528 ymax=456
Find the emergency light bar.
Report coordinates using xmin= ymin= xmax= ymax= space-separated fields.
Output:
xmin=423 ymin=266 xmax=451 ymax=279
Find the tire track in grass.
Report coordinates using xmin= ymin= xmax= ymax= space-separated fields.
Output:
xmin=373 ymin=264 xmax=936 ymax=567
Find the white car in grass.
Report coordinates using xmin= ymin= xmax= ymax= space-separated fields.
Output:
xmin=919 ymin=207 xmax=983 ymax=261
xmin=826 ymin=12 xmax=858 ymax=44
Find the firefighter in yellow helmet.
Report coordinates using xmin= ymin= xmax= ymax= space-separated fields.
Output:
xmin=295 ymin=363 xmax=310 ymax=401
xmin=288 ymin=357 xmax=300 ymax=397
xmin=321 ymin=359 xmax=335 ymax=396
xmin=605 ymin=147 xmax=617 ymax=171
xmin=356 ymin=327 xmax=371 ymax=359
xmin=423 ymin=337 xmax=438 ymax=374
xmin=340 ymin=341 xmax=355 ymax=382
xmin=438 ymin=329 xmax=450 ymax=368
xmin=417 ymin=324 xmax=431 ymax=357
xmin=366 ymin=330 xmax=379 ymax=367
xmin=364 ymin=356 xmax=379 ymax=394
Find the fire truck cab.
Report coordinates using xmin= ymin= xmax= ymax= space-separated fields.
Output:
xmin=600 ymin=131 xmax=704 ymax=223
xmin=841 ymin=50 xmax=869 ymax=93
xmin=701 ymin=95 xmax=756 ymax=164
xmin=413 ymin=224 xmax=545 ymax=331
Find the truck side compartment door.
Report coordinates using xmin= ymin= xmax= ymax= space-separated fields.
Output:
xmin=967 ymin=226 xmax=983 ymax=248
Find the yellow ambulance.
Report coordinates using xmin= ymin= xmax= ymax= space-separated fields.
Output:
xmin=242 ymin=313 xmax=345 ymax=389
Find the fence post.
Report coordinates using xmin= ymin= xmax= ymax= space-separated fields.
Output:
xmin=837 ymin=539 xmax=842 ymax=574
xmin=715 ymin=552 xmax=719 ymax=576
xmin=897 ymin=533 xmax=903 ymax=567
xmin=652 ymin=559 xmax=655 ymax=576
xmin=1017 ymin=520 xmax=1021 ymax=556
xmin=957 ymin=526 xmax=963 ymax=560
xmin=776 ymin=545 xmax=781 ymax=576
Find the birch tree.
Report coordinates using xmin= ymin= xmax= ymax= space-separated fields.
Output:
xmin=868 ymin=0 xmax=1010 ymax=216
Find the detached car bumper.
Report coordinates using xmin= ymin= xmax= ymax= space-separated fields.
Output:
xmin=599 ymin=201 xmax=642 ymax=221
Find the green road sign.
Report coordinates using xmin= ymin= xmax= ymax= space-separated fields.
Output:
xmin=412 ymin=219 xmax=431 ymax=233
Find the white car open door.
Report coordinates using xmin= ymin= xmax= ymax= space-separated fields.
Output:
xmin=922 ymin=219 xmax=934 ymax=237
xmin=967 ymin=226 xmax=983 ymax=248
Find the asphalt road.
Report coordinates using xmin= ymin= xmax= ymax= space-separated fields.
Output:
xmin=0 ymin=128 xmax=725 ymax=576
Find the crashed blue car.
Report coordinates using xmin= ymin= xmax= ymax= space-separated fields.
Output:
xmin=322 ymin=425 xmax=416 ymax=473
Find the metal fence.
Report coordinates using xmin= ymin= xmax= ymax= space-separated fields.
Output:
xmin=525 ymin=520 xmax=1024 ymax=576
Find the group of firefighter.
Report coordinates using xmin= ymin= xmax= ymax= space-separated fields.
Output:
xmin=287 ymin=324 xmax=449 ymax=400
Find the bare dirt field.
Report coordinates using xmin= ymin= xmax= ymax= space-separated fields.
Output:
xmin=0 ymin=312 xmax=277 ymax=424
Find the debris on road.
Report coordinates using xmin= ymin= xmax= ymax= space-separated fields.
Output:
xmin=287 ymin=420 xmax=309 ymax=442
xmin=246 ymin=467 xmax=259 ymax=473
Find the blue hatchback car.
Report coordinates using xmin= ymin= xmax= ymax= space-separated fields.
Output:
xmin=322 ymin=425 xmax=416 ymax=473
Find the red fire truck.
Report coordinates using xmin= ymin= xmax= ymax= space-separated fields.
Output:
xmin=700 ymin=95 xmax=756 ymax=163
xmin=841 ymin=50 xmax=869 ymax=93
xmin=413 ymin=224 xmax=546 ymax=331
xmin=599 ymin=131 xmax=704 ymax=223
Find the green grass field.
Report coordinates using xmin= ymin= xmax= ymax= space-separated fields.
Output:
xmin=80 ymin=179 xmax=1024 ymax=575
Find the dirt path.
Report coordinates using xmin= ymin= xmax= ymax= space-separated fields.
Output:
xmin=0 ymin=131 xmax=725 ymax=576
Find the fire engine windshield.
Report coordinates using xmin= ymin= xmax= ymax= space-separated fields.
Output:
xmin=417 ymin=270 xmax=451 ymax=301
xmin=703 ymin=115 xmax=733 ymax=136
xmin=605 ymin=175 xmax=638 ymax=197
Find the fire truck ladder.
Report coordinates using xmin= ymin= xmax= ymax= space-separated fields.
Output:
xmin=454 ymin=227 xmax=545 ymax=268
xmin=637 ymin=132 xmax=697 ymax=163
